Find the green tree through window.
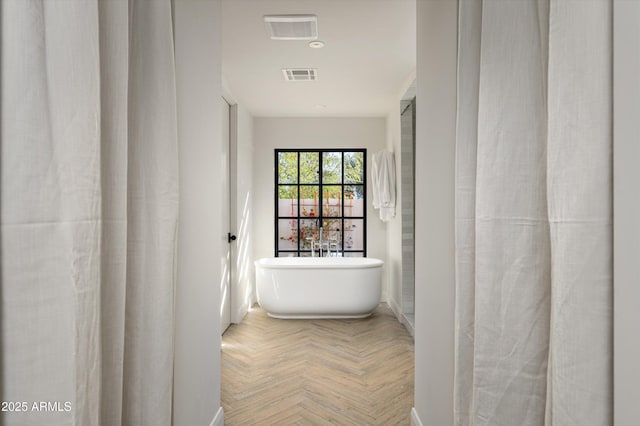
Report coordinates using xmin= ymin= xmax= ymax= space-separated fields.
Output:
xmin=275 ymin=149 xmax=366 ymax=257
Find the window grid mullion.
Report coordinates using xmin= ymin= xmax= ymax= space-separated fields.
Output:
xmin=275 ymin=149 xmax=366 ymax=257
xmin=297 ymin=152 xmax=301 ymax=256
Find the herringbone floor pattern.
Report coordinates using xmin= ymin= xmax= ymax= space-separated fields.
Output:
xmin=221 ymin=303 xmax=414 ymax=425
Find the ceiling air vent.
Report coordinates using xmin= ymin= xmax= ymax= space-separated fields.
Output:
xmin=264 ymin=15 xmax=318 ymax=40
xmin=282 ymin=68 xmax=318 ymax=82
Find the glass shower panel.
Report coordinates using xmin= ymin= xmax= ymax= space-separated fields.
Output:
xmin=401 ymin=96 xmax=416 ymax=328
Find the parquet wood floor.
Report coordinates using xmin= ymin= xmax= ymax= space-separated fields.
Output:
xmin=221 ymin=303 xmax=414 ymax=425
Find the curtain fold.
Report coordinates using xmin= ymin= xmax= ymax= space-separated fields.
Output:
xmin=1 ymin=1 xmax=178 ymax=425
xmin=545 ymin=2 xmax=613 ymax=423
xmin=454 ymin=1 xmax=612 ymax=425
xmin=454 ymin=0 xmax=481 ymax=422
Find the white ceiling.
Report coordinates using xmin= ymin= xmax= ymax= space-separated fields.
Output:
xmin=221 ymin=0 xmax=416 ymax=117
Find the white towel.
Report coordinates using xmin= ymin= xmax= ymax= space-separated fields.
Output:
xmin=371 ymin=150 xmax=396 ymax=222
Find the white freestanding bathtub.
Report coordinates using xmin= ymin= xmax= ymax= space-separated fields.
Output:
xmin=255 ymin=257 xmax=383 ymax=319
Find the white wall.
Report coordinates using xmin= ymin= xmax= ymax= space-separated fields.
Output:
xmin=385 ymin=105 xmax=402 ymax=319
xmin=173 ymin=0 xmax=224 ymax=424
xmin=413 ymin=1 xmax=458 ymax=425
xmin=613 ymin=1 xmax=640 ymax=423
xmin=385 ymin=71 xmax=416 ymax=325
xmin=231 ymin=103 xmax=255 ymax=323
xmin=252 ymin=118 xmax=388 ymax=297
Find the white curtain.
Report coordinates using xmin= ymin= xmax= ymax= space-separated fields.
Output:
xmin=1 ymin=1 xmax=178 ymax=425
xmin=455 ymin=1 xmax=612 ymax=425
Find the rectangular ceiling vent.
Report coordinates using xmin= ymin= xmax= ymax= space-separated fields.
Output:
xmin=282 ymin=68 xmax=318 ymax=82
xmin=264 ymin=15 xmax=318 ymax=40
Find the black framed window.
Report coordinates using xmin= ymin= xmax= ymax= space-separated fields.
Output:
xmin=275 ymin=149 xmax=367 ymax=257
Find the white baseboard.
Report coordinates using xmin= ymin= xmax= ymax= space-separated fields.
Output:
xmin=387 ymin=297 xmax=415 ymax=337
xmin=388 ymin=297 xmax=403 ymax=321
xmin=401 ymin=313 xmax=415 ymax=337
xmin=232 ymin=291 xmax=259 ymax=324
xmin=232 ymin=302 xmax=249 ymax=324
xmin=209 ymin=407 xmax=224 ymax=426
xmin=411 ymin=407 xmax=423 ymax=426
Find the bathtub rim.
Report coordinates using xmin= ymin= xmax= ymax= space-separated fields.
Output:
xmin=254 ymin=256 xmax=384 ymax=270
xmin=267 ymin=312 xmax=375 ymax=320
